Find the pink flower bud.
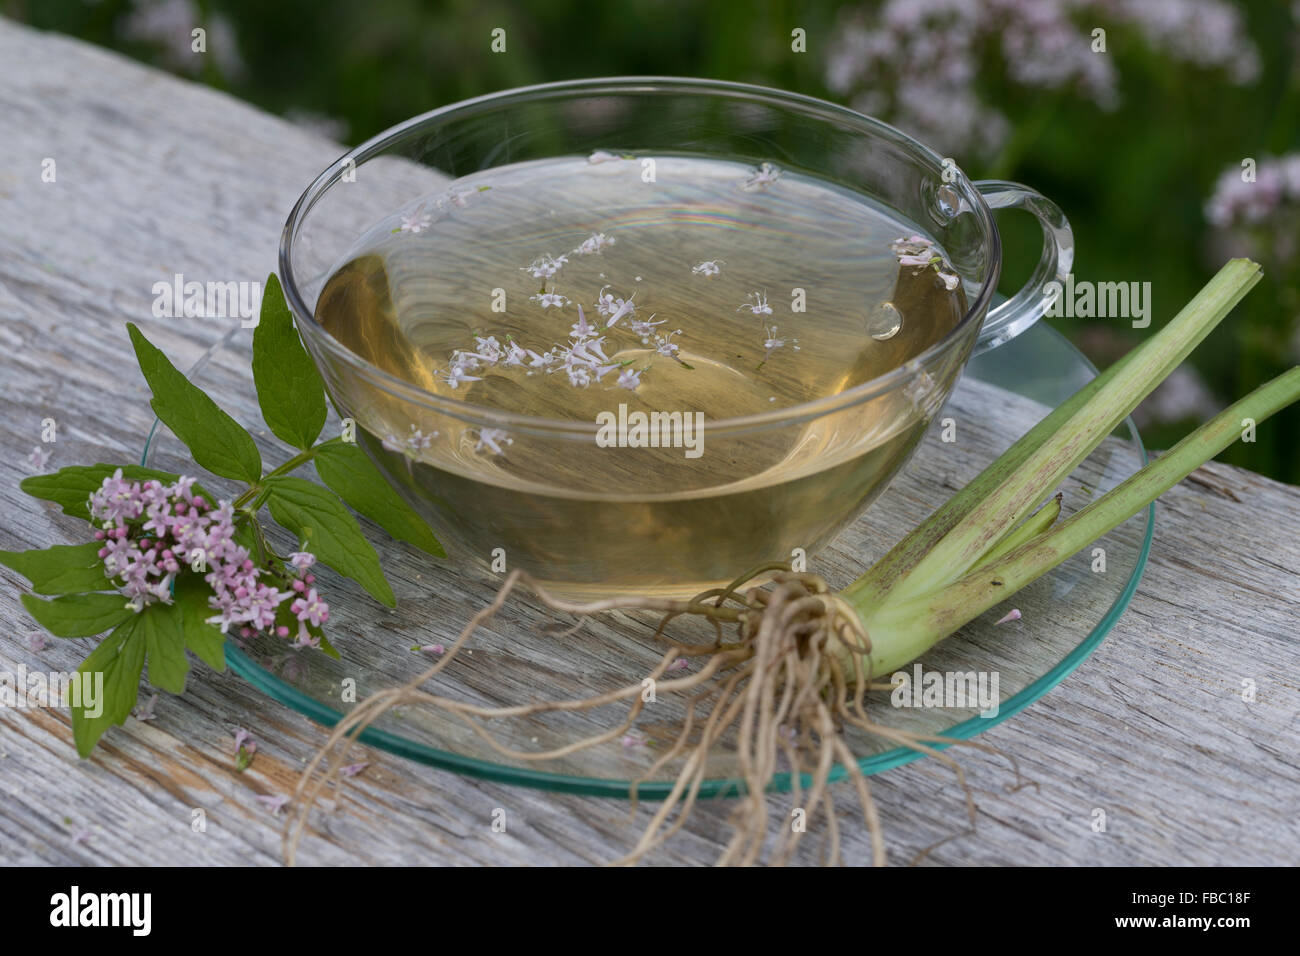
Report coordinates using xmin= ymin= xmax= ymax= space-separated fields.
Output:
xmin=276 ymin=625 xmax=289 ymax=638
xmin=292 ymin=579 xmax=306 ymax=592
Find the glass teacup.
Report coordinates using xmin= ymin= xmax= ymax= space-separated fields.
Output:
xmin=280 ymin=77 xmax=1072 ymax=598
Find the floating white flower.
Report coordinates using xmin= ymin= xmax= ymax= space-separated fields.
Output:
xmin=891 ymin=235 xmax=962 ymax=292
xmin=526 ymin=348 xmax=557 ymax=370
xmin=399 ymin=210 xmax=432 ymax=233
xmin=741 ymin=162 xmax=781 ymax=191
xmin=596 ymin=286 xmax=636 ymax=328
xmin=570 ymin=336 xmax=610 ymax=366
xmin=738 ymin=291 xmax=772 ymax=315
xmin=473 ymin=336 xmax=503 ymax=362
xmin=27 ymin=446 xmax=51 ymax=472
xmin=381 ymin=426 xmax=435 ymax=465
xmin=531 ymin=291 xmax=569 ymax=309
xmin=570 ymin=304 xmax=597 ymax=340
xmin=757 ymin=325 xmax=798 ymax=368
xmin=501 ymin=341 xmax=529 ymax=367
xmin=573 ymin=232 xmax=616 ymax=255
xmin=522 ymin=253 xmax=569 ymax=280
xmin=475 ymin=428 xmax=513 ymax=455
xmin=441 ymin=364 xmax=482 ymax=389
xmin=654 ymin=328 xmax=683 ymax=358
xmin=628 ymin=313 xmax=666 ymax=339
xmin=450 ymin=349 xmax=483 ymax=371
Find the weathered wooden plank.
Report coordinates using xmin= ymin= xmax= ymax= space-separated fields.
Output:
xmin=0 ymin=17 xmax=1297 ymax=866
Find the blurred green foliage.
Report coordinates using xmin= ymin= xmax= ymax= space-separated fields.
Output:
xmin=7 ymin=0 xmax=1298 ymax=480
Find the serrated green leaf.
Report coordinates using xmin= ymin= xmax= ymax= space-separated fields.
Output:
xmin=317 ymin=632 xmax=341 ymax=660
xmin=252 ymin=273 xmax=328 ymax=450
xmin=314 ymin=443 xmax=444 ymax=557
xmin=20 ymin=464 xmax=182 ymax=522
xmin=72 ymin=617 xmax=146 ymax=756
xmin=128 ymin=323 xmax=262 ymax=483
xmin=263 ymin=474 xmax=395 ymax=607
xmin=21 ymin=592 xmax=134 ymax=638
xmin=0 ymin=542 xmax=112 ymax=595
xmin=142 ymin=600 xmax=189 ymax=694
xmin=174 ymin=574 xmax=226 ymax=671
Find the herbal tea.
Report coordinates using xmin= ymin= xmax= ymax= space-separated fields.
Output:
xmin=314 ymin=154 xmax=966 ymax=595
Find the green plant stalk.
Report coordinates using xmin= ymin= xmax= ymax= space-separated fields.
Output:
xmin=854 ymin=365 xmax=1300 ymax=677
xmin=232 ymin=435 xmax=343 ymax=511
xmin=844 ymin=261 xmax=1254 ymax=610
xmin=880 ymin=258 xmax=1262 ymax=606
xmin=968 ymin=493 xmax=1061 ymax=572
xmin=843 ymin=346 xmax=1140 ymax=609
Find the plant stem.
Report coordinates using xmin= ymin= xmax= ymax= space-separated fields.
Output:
xmin=232 ymin=437 xmax=342 ymax=509
xmin=844 ymin=338 xmax=1141 ymax=608
xmin=969 ymin=493 xmax=1061 ymax=572
xmin=846 ymin=261 xmax=1259 ymax=609
xmin=881 ymin=258 xmax=1261 ymax=604
xmin=857 ymin=365 xmax=1300 ymax=676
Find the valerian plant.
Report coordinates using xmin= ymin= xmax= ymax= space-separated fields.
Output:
xmin=0 ymin=274 xmax=443 ymax=756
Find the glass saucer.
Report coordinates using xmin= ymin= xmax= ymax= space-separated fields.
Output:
xmin=141 ymin=319 xmax=1151 ymax=797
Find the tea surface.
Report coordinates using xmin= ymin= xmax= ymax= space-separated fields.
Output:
xmin=314 ymin=154 xmax=967 ymax=594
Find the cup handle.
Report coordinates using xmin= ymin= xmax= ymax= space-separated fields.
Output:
xmin=971 ymin=180 xmax=1074 ymax=355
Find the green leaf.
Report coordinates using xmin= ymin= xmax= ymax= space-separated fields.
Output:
xmin=128 ymin=323 xmax=262 ymax=483
xmin=263 ymin=475 xmax=395 ymax=607
xmin=21 ymin=464 xmax=183 ymax=522
xmin=252 ymin=273 xmax=328 ymax=450
xmin=314 ymin=443 xmax=444 ymax=557
xmin=317 ymin=632 xmax=341 ymax=660
xmin=20 ymin=592 xmax=134 ymax=638
xmin=142 ymin=600 xmax=189 ymax=694
xmin=72 ymin=617 xmax=147 ymax=756
xmin=0 ymin=542 xmax=112 ymax=595
xmin=174 ymin=575 xmax=226 ymax=671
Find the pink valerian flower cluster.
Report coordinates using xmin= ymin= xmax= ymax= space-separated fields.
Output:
xmin=826 ymin=0 xmax=1260 ymax=158
xmin=1204 ymin=153 xmax=1300 ymax=357
xmin=1205 ymin=153 xmax=1300 ymax=268
xmin=87 ymin=470 xmax=328 ymax=645
xmin=1205 ymin=154 xmax=1300 ymax=230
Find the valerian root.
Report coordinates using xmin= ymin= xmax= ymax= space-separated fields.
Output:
xmin=285 ymin=566 xmax=1020 ymax=866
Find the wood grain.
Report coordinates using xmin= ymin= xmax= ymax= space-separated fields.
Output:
xmin=0 ymin=17 xmax=1297 ymax=865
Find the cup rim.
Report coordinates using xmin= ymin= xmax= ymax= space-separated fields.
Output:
xmin=279 ymin=75 xmax=1002 ymax=438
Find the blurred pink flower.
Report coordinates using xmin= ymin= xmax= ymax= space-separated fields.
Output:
xmin=827 ymin=0 xmax=1259 ymax=158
